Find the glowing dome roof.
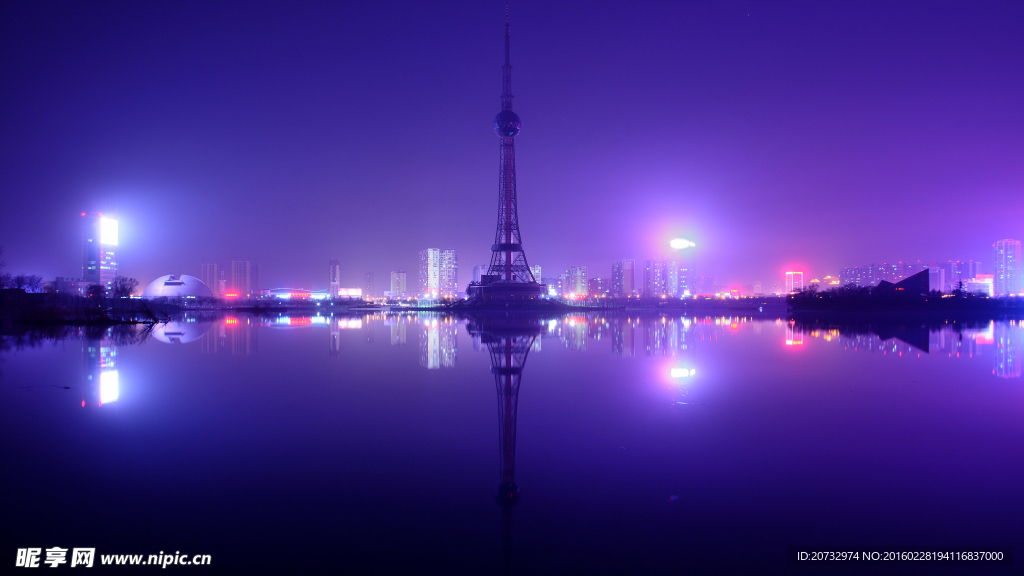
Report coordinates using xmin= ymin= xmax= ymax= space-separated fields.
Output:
xmin=142 ymin=274 xmax=214 ymax=299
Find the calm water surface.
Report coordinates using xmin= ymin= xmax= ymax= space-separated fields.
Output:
xmin=2 ymin=312 xmax=1023 ymax=574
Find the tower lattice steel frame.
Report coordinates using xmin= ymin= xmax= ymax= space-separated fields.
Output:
xmin=485 ymin=7 xmax=537 ymax=286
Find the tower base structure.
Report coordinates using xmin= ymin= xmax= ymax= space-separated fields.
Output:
xmin=467 ymin=280 xmax=546 ymax=301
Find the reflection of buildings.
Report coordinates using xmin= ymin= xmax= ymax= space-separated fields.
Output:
xmin=466 ymin=315 xmax=544 ymax=575
xmin=83 ymin=331 xmax=118 ymax=407
xmin=419 ymin=315 xmax=458 ymax=369
xmin=994 ymin=322 xmax=1023 ymax=378
xmin=202 ymin=316 xmax=259 ymax=356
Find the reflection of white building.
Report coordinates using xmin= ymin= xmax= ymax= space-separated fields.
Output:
xmin=84 ymin=333 xmax=118 ymax=406
xmin=419 ymin=316 xmax=458 ymax=368
xmin=994 ymin=322 xmax=1023 ymax=379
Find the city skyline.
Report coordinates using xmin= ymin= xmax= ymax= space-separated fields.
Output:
xmin=1 ymin=1 xmax=1022 ymax=292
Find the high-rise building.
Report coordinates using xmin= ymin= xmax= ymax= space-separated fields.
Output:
xmin=472 ymin=264 xmax=489 ymax=283
xmin=390 ymin=270 xmax=407 ymax=297
xmin=612 ymin=260 xmax=635 ymax=297
xmin=666 ymin=261 xmax=679 ymax=297
xmin=329 ymin=259 xmax=341 ymax=296
xmin=201 ymin=263 xmax=221 ymax=297
xmin=230 ymin=261 xmax=256 ymax=296
xmin=588 ymin=277 xmax=609 ymax=297
xmin=785 ymin=271 xmax=804 ymax=293
xmin=927 ymin=265 xmax=946 ymax=293
xmin=564 ymin=266 xmax=588 ymax=296
xmin=419 ymin=248 xmax=458 ymax=298
xmin=530 ymin=265 xmax=542 ymax=283
xmin=643 ymin=260 xmax=665 ymax=296
xmin=753 ymin=281 xmax=763 ymax=295
xmin=82 ymin=212 xmax=118 ymax=293
xmin=993 ymin=239 xmax=1022 ymax=296
xmin=363 ymin=272 xmax=375 ymax=298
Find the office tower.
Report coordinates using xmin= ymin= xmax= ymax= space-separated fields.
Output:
xmin=643 ymin=260 xmax=665 ymax=296
xmin=677 ymin=265 xmax=692 ymax=294
xmin=967 ymin=260 xmax=982 ymax=278
xmin=329 ymin=259 xmax=341 ymax=296
xmin=753 ymin=281 xmax=763 ymax=295
xmin=419 ymin=248 xmax=458 ymax=298
xmin=390 ymin=270 xmax=407 ymax=297
xmin=201 ymin=263 xmax=221 ymax=296
xmin=666 ymin=261 xmax=679 ymax=297
xmin=993 ymin=239 xmax=1022 ymax=296
xmin=363 ymin=272 xmax=375 ymax=298
xmin=541 ymin=276 xmax=560 ymax=296
xmin=230 ymin=261 xmax=254 ymax=296
xmin=530 ymin=265 xmax=542 ymax=283
xmin=785 ymin=271 xmax=804 ymax=293
xmin=473 ymin=264 xmax=489 ymax=283
xmin=563 ymin=266 xmax=588 ymax=296
xmin=612 ymin=260 xmax=636 ymax=297
xmin=927 ymin=265 xmax=945 ymax=293
xmin=82 ymin=212 xmax=118 ymax=293
xmin=588 ymin=277 xmax=609 ymax=297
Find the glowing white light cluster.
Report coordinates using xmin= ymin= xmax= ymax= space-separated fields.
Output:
xmin=99 ymin=370 xmax=119 ymax=404
xmin=100 ymin=217 xmax=118 ymax=246
xmin=671 ymin=368 xmax=696 ymax=378
xmin=669 ymin=238 xmax=695 ymax=250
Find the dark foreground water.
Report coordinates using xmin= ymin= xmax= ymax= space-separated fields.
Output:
xmin=2 ymin=312 xmax=1022 ymax=574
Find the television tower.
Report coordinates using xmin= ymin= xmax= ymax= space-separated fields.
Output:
xmin=471 ymin=4 xmax=545 ymax=301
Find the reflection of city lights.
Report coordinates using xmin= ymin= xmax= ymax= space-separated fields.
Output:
xmin=99 ymin=370 xmax=119 ymax=404
xmin=225 ymin=317 xmax=238 ymax=325
xmin=337 ymin=319 xmax=362 ymax=329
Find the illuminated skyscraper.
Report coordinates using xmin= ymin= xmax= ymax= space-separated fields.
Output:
xmin=666 ymin=261 xmax=679 ymax=297
xmin=563 ymin=266 xmax=587 ymax=296
xmin=201 ymin=263 xmax=221 ymax=297
xmin=231 ymin=261 xmax=256 ymax=296
xmin=785 ymin=271 xmax=804 ymax=293
xmin=992 ymin=239 xmax=1021 ymax=296
xmin=612 ymin=260 xmax=635 ymax=297
xmin=530 ymin=265 xmax=541 ymax=283
xmin=329 ymin=259 xmax=341 ymax=296
xmin=390 ymin=270 xmax=407 ymax=297
xmin=82 ymin=212 xmax=118 ymax=293
xmin=643 ymin=260 xmax=665 ymax=297
xmin=419 ymin=248 xmax=458 ymax=298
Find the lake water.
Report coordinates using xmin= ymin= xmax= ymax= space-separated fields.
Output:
xmin=2 ymin=312 xmax=1022 ymax=573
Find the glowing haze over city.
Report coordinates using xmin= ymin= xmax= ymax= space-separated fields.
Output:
xmin=1 ymin=1 xmax=1021 ymax=291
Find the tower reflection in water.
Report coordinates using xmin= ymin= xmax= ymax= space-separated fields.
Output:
xmin=467 ymin=314 xmax=545 ymax=575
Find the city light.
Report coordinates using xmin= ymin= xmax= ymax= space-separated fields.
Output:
xmin=99 ymin=370 xmax=119 ymax=404
xmin=670 ymin=368 xmax=696 ymax=378
xmin=99 ymin=217 xmax=118 ymax=246
xmin=669 ymin=238 xmax=695 ymax=250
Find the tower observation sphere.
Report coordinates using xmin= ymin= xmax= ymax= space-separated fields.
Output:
xmin=494 ymin=110 xmax=521 ymax=137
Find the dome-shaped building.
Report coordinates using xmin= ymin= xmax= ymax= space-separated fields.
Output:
xmin=142 ymin=275 xmax=214 ymax=299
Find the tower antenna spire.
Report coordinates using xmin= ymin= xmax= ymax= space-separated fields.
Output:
xmin=502 ymin=2 xmax=512 ymax=111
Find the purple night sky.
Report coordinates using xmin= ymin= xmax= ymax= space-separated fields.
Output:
xmin=1 ymin=0 xmax=1021 ymax=291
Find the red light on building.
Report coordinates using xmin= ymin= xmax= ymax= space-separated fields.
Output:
xmin=224 ymin=292 xmax=239 ymax=299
